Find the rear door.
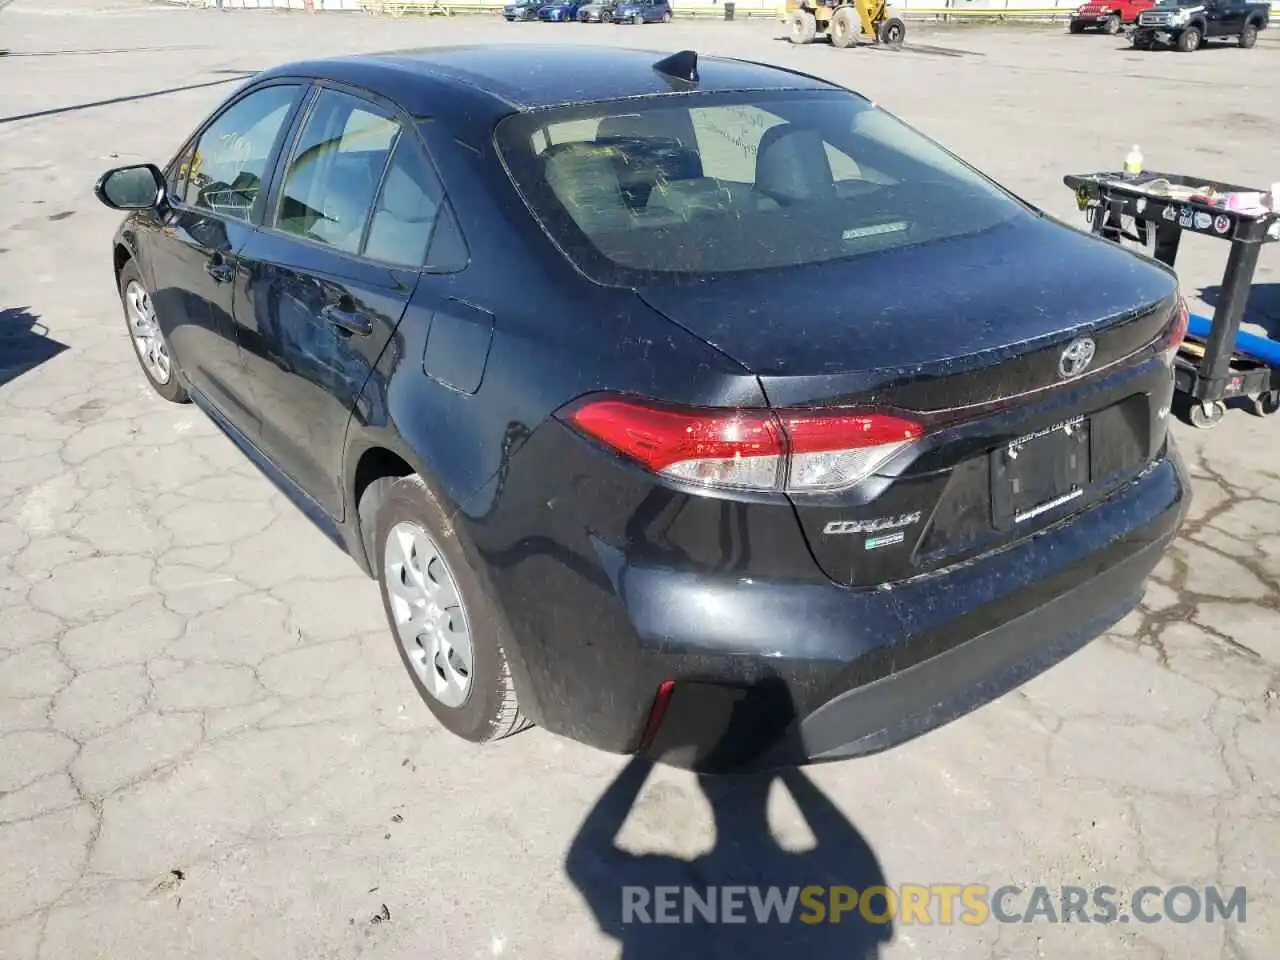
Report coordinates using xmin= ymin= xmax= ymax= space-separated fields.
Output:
xmin=151 ymin=81 xmax=305 ymax=425
xmin=235 ymin=85 xmax=443 ymax=517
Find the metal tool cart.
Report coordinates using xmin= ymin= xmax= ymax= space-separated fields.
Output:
xmin=1064 ymin=171 xmax=1280 ymax=429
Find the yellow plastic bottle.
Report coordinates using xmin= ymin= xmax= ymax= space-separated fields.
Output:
xmin=1124 ymin=145 xmax=1144 ymax=177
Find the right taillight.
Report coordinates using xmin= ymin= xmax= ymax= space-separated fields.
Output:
xmin=562 ymin=395 xmax=923 ymax=494
xmin=1163 ymin=296 xmax=1189 ymax=365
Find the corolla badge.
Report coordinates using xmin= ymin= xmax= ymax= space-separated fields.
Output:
xmin=1058 ymin=336 xmax=1097 ymax=379
xmin=823 ymin=512 xmax=922 ymax=536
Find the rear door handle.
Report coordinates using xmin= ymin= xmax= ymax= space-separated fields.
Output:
xmin=322 ymin=303 xmax=372 ymax=337
xmin=205 ymin=256 xmax=234 ymax=284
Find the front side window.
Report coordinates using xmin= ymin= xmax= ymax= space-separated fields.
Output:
xmin=496 ymin=90 xmax=1027 ymax=285
xmin=182 ymin=84 xmax=300 ymax=221
xmin=274 ymin=89 xmax=401 ymax=255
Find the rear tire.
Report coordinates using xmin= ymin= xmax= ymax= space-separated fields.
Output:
xmin=1239 ymin=22 xmax=1258 ymax=47
xmin=787 ymin=8 xmax=817 ymax=43
xmin=830 ymin=6 xmax=858 ymax=47
xmin=1176 ymin=26 xmax=1201 ymax=51
xmin=1104 ymin=13 xmax=1121 ymax=34
xmin=367 ymin=474 xmax=531 ymax=744
xmin=632 ymin=11 xmax=642 ymax=22
xmin=877 ymin=16 xmax=905 ymax=46
xmin=118 ymin=260 xmax=188 ymax=404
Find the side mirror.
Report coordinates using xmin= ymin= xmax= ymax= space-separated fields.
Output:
xmin=94 ymin=163 xmax=165 ymax=211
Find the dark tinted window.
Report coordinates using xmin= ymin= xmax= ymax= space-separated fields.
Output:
xmin=274 ymin=89 xmax=400 ymax=255
xmin=495 ymin=90 xmax=1026 ymax=285
xmin=363 ymin=138 xmax=443 ymax=268
xmin=182 ymin=85 xmax=300 ymax=221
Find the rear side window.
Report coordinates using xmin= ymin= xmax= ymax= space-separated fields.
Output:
xmin=181 ymin=84 xmax=300 ymax=221
xmin=274 ymin=89 xmax=400 ymax=255
xmin=495 ymin=90 xmax=1027 ymax=285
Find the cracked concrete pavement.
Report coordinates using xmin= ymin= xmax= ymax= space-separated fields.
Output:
xmin=1 ymin=2 xmax=1278 ymax=957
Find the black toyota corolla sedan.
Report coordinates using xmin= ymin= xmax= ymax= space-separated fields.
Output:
xmin=94 ymin=45 xmax=1189 ymax=772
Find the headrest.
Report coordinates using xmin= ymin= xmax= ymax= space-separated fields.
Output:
xmin=754 ymin=124 xmax=835 ymax=204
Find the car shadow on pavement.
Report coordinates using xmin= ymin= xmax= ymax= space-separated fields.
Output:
xmin=1198 ymin=282 xmax=1280 ymax=339
xmin=0 ymin=307 xmax=68 ymax=387
xmin=565 ymin=680 xmax=893 ymax=959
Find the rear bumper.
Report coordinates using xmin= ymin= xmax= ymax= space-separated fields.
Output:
xmin=720 ymin=513 xmax=1170 ymax=770
xmin=636 ymin=450 xmax=1186 ymax=770
xmin=474 ymin=429 xmax=1188 ymax=770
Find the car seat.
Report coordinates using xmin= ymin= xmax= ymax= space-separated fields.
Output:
xmin=754 ymin=124 xmax=836 ymax=207
xmin=542 ymin=142 xmax=633 ymax=235
xmin=364 ymin=154 xmax=440 ymax=266
xmin=308 ymin=159 xmax=378 ymax=253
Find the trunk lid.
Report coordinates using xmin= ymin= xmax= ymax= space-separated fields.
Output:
xmin=637 ymin=217 xmax=1180 ymax=586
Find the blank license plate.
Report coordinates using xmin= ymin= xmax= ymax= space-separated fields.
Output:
xmin=991 ymin=417 xmax=1091 ymax=527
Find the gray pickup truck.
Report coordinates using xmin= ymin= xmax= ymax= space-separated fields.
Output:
xmin=1132 ymin=0 xmax=1270 ymax=50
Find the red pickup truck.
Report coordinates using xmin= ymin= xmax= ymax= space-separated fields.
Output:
xmin=1070 ymin=0 xmax=1154 ymax=32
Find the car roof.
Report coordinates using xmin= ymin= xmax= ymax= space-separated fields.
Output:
xmin=253 ymin=45 xmax=842 ymax=117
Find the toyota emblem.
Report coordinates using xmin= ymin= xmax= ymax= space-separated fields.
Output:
xmin=1058 ymin=337 xmax=1097 ymax=379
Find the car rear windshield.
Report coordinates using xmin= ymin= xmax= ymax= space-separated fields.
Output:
xmin=494 ymin=89 xmax=1029 ymax=286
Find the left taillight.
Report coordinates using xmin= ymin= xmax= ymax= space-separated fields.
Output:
xmin=1163 ymin=296 xmax=1189 ymax=365
xmin=561 ymin=396 xmax=923 ymax=494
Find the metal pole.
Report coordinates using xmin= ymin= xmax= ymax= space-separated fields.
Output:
xmin=1195 ymin=240 xmax=1262 ymax=402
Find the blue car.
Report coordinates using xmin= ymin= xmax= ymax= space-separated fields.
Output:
xmin=538 ymin=0 xmax=587 ymax=19
xmin=614 ymin=0 xmax=672 ymax=22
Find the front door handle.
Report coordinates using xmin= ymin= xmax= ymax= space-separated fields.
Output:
xmin=205 ymin=255 xmax=234 ymax=284
xmin=322 ymin=303 xmax=372 ymax=337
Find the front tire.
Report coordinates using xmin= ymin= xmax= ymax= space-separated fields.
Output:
xmin=1069 ymin=19 xmax=1085 ymax=33
xmin=367 ymin=474 xmax=530 ymax=744
xmin=787 ymin=8 xmax=817 ymax=43
xmin=1176 ymin=26 xmax=1201 ymax=51
xmin=830 ymin=6 xmax=858 ymax=47
xmin=118 ymin=260 xmax=188 ymax=404
xmin=1104 ymin=13 xmax=1120 ymax=34
xmin=1239 ymin=21 xmax=1258 ymax=47
xmin=1189 ymin=399 xmax=1225 ymax=429
xmin=661 ymin=9 xmax=671 ymax=21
